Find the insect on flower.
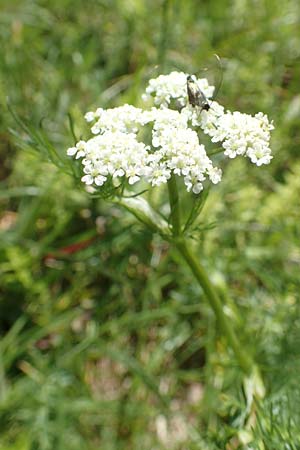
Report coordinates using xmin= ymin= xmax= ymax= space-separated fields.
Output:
xmin=187 ymin=75 xmax=211 ymax=110
xmin=187 ymin=54 xmax=223 ymax=111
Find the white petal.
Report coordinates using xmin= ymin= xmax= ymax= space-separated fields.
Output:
xmin=67 ymin=147 xmax=77 ymax=156
xmin=81 ymin=175 xmax=94 ymax=185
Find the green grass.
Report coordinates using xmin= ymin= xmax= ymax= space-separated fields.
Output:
xmin=1 ymin=0 xmax=300 ymax=448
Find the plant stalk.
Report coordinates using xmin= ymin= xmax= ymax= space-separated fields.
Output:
xmin=167 ymin=176 xmax=181 ymax=236
xmin=175 ymin=239 xmax=253 ymax=375
xmin=167 ymin=176 xmax=254 ymax=375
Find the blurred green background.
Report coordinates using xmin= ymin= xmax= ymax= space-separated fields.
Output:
xmin=1 ymin=0 xmax=300 ymax=448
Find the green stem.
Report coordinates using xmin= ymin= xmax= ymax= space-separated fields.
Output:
xmin=167 ymin=177 xmax=254 ymax=375
xmin=167 ymin=176 xmax=181 ymax=237
xmin=157 ymin=0 xmax=171 ymax=70
xmin=175 ymin=240 xmax=253 ymax=375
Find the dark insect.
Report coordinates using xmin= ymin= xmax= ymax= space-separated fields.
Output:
xmin=186 ymin=54 xmax=223 ymax=111
xmin=186 ymin=75 xmax=210 ymax=110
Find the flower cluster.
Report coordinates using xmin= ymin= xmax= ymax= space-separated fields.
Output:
xmin=151 ymin=108 xmax=221 ymax=193
xmin=189 ymin=106 xmax=274 ymax=166
xmin=67 ymin=70 xmax=273 ymax=194
xmin=85 ymin=104 xmax=145 ymax=135
xmin=142 ymin=71 xmax=214 ymax=107
xmin=67 ymin=131 xmax=150 ymax=186
xmin=144 ymin=71 xmax=274 ymax=166
xmin=67 ymin=105 xmax=221 ymax=194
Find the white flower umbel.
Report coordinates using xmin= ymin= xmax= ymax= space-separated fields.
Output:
xmin=67 ymin=71 xmax=270 ymax=384
xmin=199 ymin=109 xmax=274 ymax=166
xmin=142 ymin=71 xmax=214 ymax=108
xmin=70 ymin=130 xmax=150 ymax=187
xmin=151 ymin=118 xmax=221 ymax=193
xmin=68 ymin=104 xmax=221 ymax=194
xmin=86 ymin=104 xmax=145 ymax=135
xmin=143 ymin=71 xmax=274 ymax=167
xmin=67 ymin=71 xmax=273 ymax=193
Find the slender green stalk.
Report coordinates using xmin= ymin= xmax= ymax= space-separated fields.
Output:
xmin=167 ymin=176 xmax=181 ymax=236
xmin=167 ymin=177 xmax=254 ymax=375
xmin=175 ymin=240 xmax=253 ymax=374
xmin=157 ymin=0 xmax=171 ymax=70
